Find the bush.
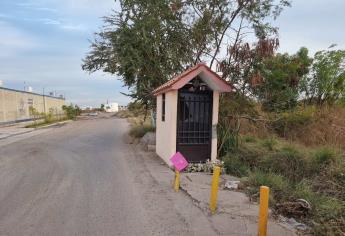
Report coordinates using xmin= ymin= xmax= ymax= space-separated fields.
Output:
xmin=313 ymin=147 xmax=338 ymax=166
xmin=223 ymin=154 xmax=250 ymax=177
xmin=242 ymin=135 xmax=257 ymax=143
xmin=271 ymin=108 xmax=314 ymax=136
xmin=261 ymin=137 xmax=278 ymax=151
xmin=293 ymin=182 xmax=345 ymax=230
xmin=62 ymin=104 xmax=81 ymax=120
xmin=129 ymin=124 xmax=155 ymax=138
xmin=264 ymin=145 xmax=309 ymax=182
xmin=246 ymin=171 xmax=291 ymax=203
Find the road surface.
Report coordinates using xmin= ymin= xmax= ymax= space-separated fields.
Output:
xmin=0 ymin=117 xmax=216 ymax=236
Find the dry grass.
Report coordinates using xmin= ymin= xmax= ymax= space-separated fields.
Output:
xmin=239 ymin=105 xmax=345 ymax=150
xmin=116 ymin=109 xmax=154 ymax=139
xmin=222 ymin=104 xmax=345 ymax=234
xmin=295 ymin=106 xmax=345 ymax=149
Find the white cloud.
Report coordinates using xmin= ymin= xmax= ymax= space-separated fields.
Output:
xmin=60 ymin=23 xmax=87 ymax=32
xmin=22 ymin=17 xmax=87 ymax=32
xmin=16 ymin=0 xmax=116 ymax=16
xmin=16 ymin=2 xmax=58 ymax=12
xmin=0 ymin=21 xmax=37 ymax=57
xmin=40 ymin=18 xmax=61 ymax=25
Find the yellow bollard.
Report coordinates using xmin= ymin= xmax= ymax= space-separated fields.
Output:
xmin=174 ymin=170 xmax=180 ymax=192
xmin=258 ymin=186 xmax=270 ymax=236
xmin=209 ymin=166 xmax=221 ymax=214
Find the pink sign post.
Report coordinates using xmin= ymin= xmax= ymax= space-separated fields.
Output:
xmin=170 ymin=152 xmax=189 ymax=172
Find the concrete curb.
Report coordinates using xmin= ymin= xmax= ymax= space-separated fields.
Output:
xmin=33 ymin=120 xmax=73 ymax=130
xmin=0 ymin=120 xmax=72 ymax=141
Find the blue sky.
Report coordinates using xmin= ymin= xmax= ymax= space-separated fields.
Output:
xmin=0 ymin=0 xmax=344 ymax=107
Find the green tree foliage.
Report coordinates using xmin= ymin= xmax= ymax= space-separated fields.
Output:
xmin=62 ymin=104 xmax=81 ymax=120
xmin=83 ymin=0 xmax=195 ymax=109
xmin=100 ymin=104 xmax=105 ymax=111
xmin=82 ymin=0 xmax=291 ymax=108
xmin=300 ymin=49 xmax=345 ymax=105
xmin=254 ymin=47 xmax=312 ymax=112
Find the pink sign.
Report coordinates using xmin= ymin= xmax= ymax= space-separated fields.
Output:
xmin=170 ymin=152 xmax=189 ymax=171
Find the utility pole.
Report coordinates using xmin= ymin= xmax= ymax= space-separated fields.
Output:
xmin=43 ymin=87 xmax=46 ymax=114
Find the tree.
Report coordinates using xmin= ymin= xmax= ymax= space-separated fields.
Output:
xmin=62 ymin=104 xmax=81 ymax=120
xmin=83 ymin=0 xmax=195 ymax=110
xmin=254 ymin=47 xmax=312 ymax=112
xmin=100 ymin=104 xmax=105 ymax=111
xmin=82 ymin=0 xmax=291 ymax=108
xmin=300 ymin=49 xmax=345 ymax=106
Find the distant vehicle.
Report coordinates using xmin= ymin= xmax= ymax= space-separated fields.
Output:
xmin=88 ymin=112 xmax=98 ymax=116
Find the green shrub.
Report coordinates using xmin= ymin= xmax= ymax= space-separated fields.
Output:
xmin=265 ymin=145 xmax=309 ymax=181
xmin=313 ymin=147 xmax=337 ymax=166
xmin=271 ymin=108 xmax=314 ymax=136
xmin=261 ymin=137 xmax=278 ymax=151
xmin=129 ymin=124 xmax=155 ymax=138
xmin=223 ymin=154 xmax=250 ymax=177
xmin=246 ymin=171 xmax=290 ymax=201
xmin=242 ymin=135 xmax=257 ymax=143
xmin=62 ymin=104 xmax=81 ymax=120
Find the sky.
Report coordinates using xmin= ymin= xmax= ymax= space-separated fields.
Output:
xmin=0 ymin=0 xmax=344 ymax=107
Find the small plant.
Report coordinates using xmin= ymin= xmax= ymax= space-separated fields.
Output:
xmin=129 ymin=124 xmax=155 ymax=138
xmin=313 ymin=147 xmax=337 ymax=166
xmin=261 ymin=137 xmax=278 ymax=151
xmin=223 ymin=154 xmax=249 ymax=177
xmin=266 ymin=145 xmax=309 ymax=181
xmin=246 ymin=171 xmax=290 ymax=202
xmin=242 ymin=135 xmax=257 ymax=143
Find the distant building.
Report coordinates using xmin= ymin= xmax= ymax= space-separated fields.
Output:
xmin=0 ymin=86 xmax=66 ymax=124
xmin=105 ymin=102 xmax=118 ymax=113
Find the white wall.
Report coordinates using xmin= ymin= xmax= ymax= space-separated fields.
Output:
xmin=211 ymin=91 xmax=219 ymax=161
xmin=156 ymin=90 xmax=220 ymax=164
xmin=156 ymin=91 xmax=178 ymax=166
xmin=105 ymin=102 xmax=119 ymax=112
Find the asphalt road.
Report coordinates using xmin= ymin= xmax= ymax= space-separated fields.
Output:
xmin=0 ymin=117 xmax=216 ymax=236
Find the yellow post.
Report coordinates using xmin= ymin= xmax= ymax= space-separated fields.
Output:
xmin=174 ymin=170 xmax=180 ymax=192
xmin=258 ymin=186 xmax=270 ymax=236
xmin=209 ymin=166 xmax=221 ymax=214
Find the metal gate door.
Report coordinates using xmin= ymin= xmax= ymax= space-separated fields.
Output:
xmin=176 ymin=90 xmax=213 ymax=163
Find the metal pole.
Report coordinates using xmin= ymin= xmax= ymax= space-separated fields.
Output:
xmin=258 ymin=186 xmax=270 ymax=236
xmin=43 ymin=87 xmax=46 ymax=114
xmin=209 ymin=166 xmax=221 ymax=214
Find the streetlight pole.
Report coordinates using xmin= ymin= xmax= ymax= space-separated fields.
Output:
xmin=43 ymin=87 xmax=46 ymax=114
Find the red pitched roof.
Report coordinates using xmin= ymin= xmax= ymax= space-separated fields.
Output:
xmin=153 ymin=63 xmax=233 ymax=96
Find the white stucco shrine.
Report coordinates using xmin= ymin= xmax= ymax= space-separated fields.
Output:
xmin=153 ymin=63 xmax=233 ymax=166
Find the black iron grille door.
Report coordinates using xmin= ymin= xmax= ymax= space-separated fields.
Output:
xmin=176 ymin=91 xmax=213 ymax=163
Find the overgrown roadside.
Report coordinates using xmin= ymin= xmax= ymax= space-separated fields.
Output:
xmin=219 ymin=103 xmax=345 ymax=235
xmin=116 ymin=102 xmax=155 ymax=139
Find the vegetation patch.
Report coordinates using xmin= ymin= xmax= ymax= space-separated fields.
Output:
xmin=223 ymin=138 xmax=345 ymax=235
xmin=25 ymin=106 xmax=76 ymax=128
xmin=129 ymin=124 xmax=155 ymax=138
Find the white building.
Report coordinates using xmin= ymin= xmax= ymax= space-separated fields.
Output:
xmin=105 ymin=102 xmax=119 ymax=113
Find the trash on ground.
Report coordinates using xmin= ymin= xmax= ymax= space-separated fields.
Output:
xmin=276 ymin=199 xmax=311 ymax=218
xmin=224 ymin=180 xmax=240 ymax=190
xmin=278 ymin=215 xmax=310 ymax=232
